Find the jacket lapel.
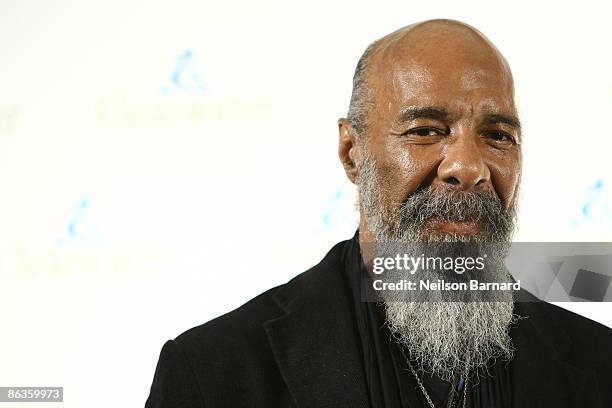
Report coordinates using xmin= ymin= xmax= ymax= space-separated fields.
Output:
xmin=263 ymin=242 xmax=370 ymax=408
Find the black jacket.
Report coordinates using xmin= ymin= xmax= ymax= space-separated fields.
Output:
xmin=145 ymin=238 xmax=612 ymax=407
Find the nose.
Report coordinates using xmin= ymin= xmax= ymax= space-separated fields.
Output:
xmin=436 ymin=135 xmax=490 ymax=191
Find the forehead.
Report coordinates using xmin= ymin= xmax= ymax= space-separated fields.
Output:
xmin=369 ymin=29 xmax=516 ymax=116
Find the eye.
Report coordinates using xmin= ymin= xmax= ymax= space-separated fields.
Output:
xmin=408 ymin=127 xmax=444 ymax=137
xmin=484 ymin=131 xmax=514 ymax=143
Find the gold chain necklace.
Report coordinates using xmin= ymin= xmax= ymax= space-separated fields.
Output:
xmin=400 ymin=347 xmax=469 ymax=408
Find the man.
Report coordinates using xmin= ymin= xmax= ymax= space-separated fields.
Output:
xmin=145 ymin=19 xmax=612 ymax=407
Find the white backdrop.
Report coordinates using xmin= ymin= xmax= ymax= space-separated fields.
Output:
xmin=1 ymin=0 xmax=612 ymax=406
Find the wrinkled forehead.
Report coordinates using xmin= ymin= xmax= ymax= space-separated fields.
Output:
xmin=368 ymin=26 xmax=516 ymax=116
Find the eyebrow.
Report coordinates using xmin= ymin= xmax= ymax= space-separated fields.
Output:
xmin=395 ymin=106 xmax=522 ymax=136
xmin=396 ymin=106 xmax=451 ymax=125
xmin=482 ymin=113 xmax=522 ymax=135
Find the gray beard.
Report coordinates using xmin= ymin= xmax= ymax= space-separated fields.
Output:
xmin=357 ymin=150 xmax=518 ymax=382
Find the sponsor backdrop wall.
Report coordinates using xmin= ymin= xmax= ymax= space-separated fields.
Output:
xmin=1 ymin=0 xmax=611 ymax=406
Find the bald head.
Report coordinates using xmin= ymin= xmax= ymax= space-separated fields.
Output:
xmin=347 ymin=19 xmax=515 ymax=138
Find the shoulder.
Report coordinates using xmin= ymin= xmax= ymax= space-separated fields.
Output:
xmin=152 ymin=281 xmax=294 ymax=406
xmin=546 ymin=302 xmax=611 ymax=332
xmin=544 ymin=302 xmax=612 ymax=347
xmin=174 ymin=284 xmax=284 ymax=362
xmin=146 ymin=237 xmax=352 ymax=406
xmin=173 ymin=241 xmax=344 ymax=357
xmin=146 ymin=285 xmax=293 ymax=407
xmin=524 ymin=299 xmax=612 ymax=366
xmin=538 ymin=301 xmax=612 ymax=339
xmin=171 ymin=237 xmax=349 ymax=367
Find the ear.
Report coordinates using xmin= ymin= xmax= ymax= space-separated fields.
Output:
xmin=338 ymin=118 xmax=361 ymax=184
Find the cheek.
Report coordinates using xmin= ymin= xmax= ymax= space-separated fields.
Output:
xmin=487 ymin=151 xmax=521 ymax=208
xmin=376 ymin=144 xmax=439 ymax=205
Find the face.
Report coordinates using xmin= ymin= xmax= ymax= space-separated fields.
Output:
xmin=358 ymin=30 xmax=522 ymax=239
